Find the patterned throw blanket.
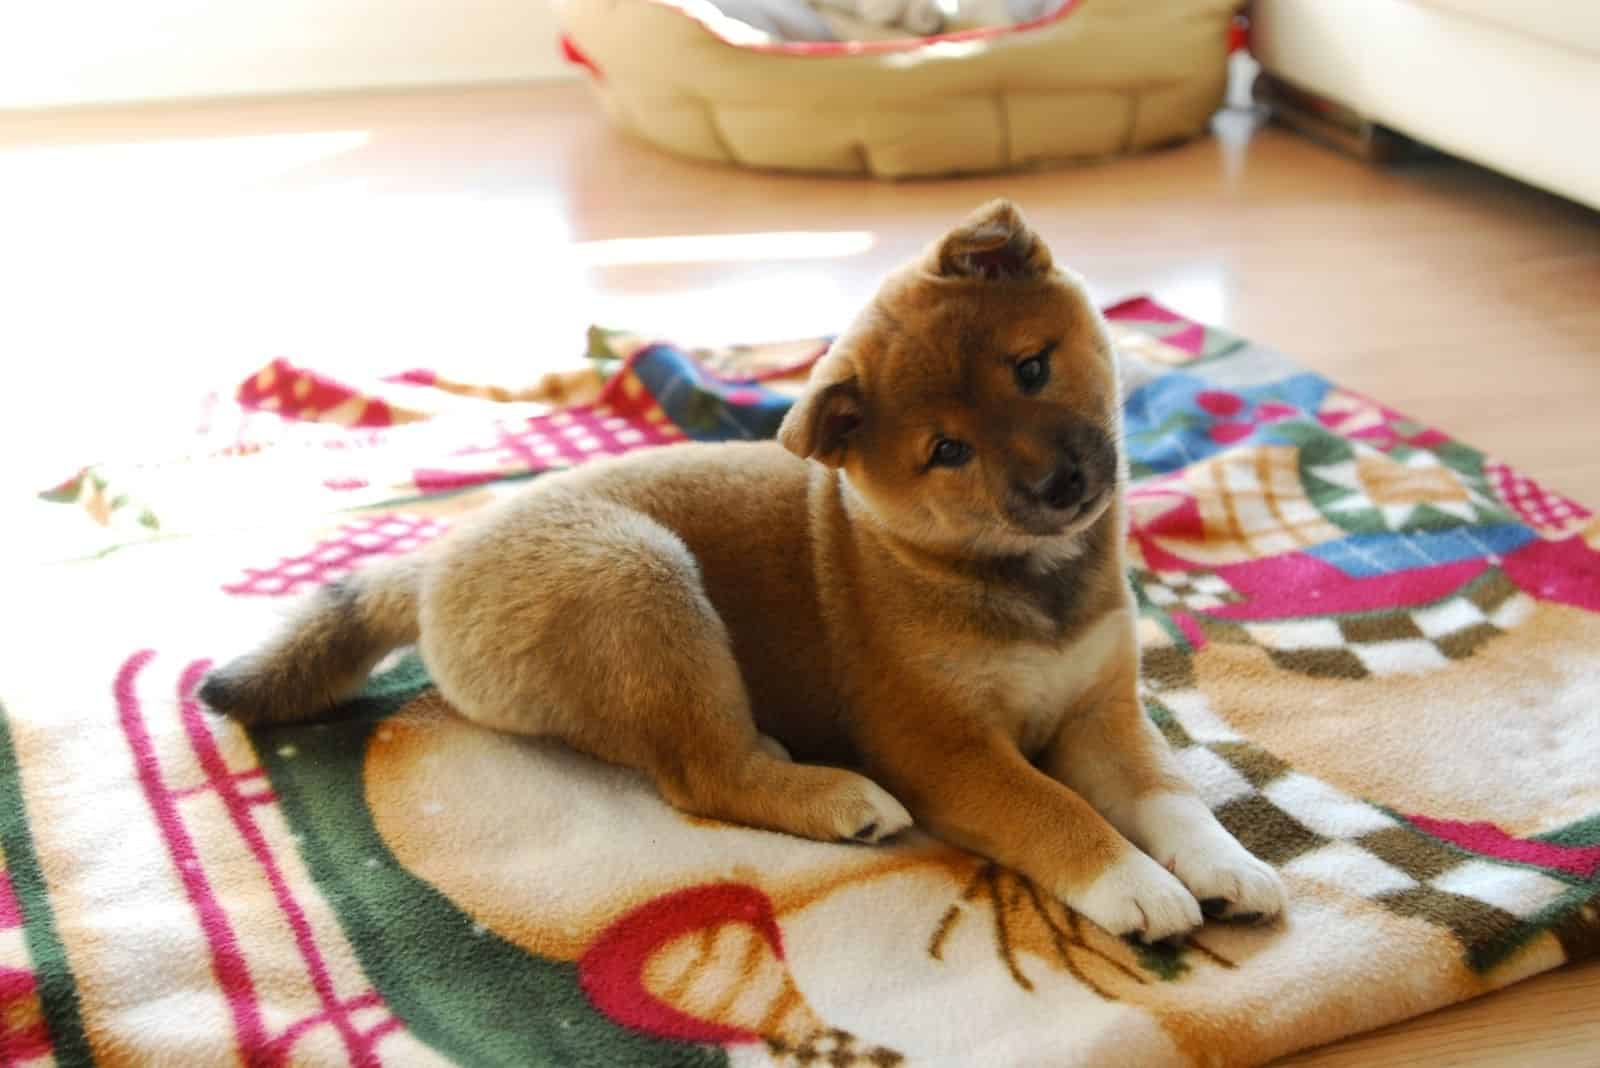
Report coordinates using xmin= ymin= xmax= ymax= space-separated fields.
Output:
xmin=4 ymin=301 xmax=1597 ymax=1067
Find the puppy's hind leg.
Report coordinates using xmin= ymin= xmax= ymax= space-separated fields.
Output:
xmin=424 ymin=502 xmax=910 ymax=845
xmin=644 ymin=688 xmax=912 ymax=845
xmin=569 ymin=603 xmax=912 ymax=843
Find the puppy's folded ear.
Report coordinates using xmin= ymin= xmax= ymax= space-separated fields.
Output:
xmin=778 ymin=361 xmax=863 ymax=468
xmin=927 ymin=198 xmax=1053 ymax=281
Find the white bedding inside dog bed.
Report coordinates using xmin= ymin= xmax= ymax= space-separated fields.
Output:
xmin=704 ymin=0 xmax=1067 ymax=43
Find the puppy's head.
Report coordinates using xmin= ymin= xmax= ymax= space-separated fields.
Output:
xmin=779 ymin=199 xmax=1121 ymax=561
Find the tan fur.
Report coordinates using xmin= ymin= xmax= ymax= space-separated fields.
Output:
xmin=202 ymin=201 xmax=1285 ymax=938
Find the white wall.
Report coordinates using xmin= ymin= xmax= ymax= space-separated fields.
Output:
xmin=0 ymin=0 xmax=576 ymax=110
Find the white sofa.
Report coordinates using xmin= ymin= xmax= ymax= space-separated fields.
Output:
xmin=1251 ymin=0 xmax=1600 ymax=211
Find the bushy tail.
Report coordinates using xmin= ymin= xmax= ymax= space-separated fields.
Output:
xmin=200 ymin=556 xmax=423 ymax=726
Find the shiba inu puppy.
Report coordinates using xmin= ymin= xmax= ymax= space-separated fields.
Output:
xmin=202 ymin=200 xmax=1285 ymax=940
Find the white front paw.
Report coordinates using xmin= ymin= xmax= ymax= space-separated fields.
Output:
xmin=1065 ymin=849 xmax=1202 ymax=942
xmin=1138 ymin=794 xmax=1286 ymax=924
xmin=1168 ymin=840 xmax=1285 ymax=922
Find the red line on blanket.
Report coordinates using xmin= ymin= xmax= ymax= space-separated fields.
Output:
xmin=171 ymin=766 xmax=267 ymax=799
xmin=265 ymin=991 xmax=385 ymax=1061
xmin=359 ymin=1016 xmax=404 ymax=1056
xmin=1405 ymin=814 xmax=1600 ymax=879
xmin=175 ymin=658 xmax=379 ymax=1068
xmin=115 ymin=650 xmax=272 ymax=1061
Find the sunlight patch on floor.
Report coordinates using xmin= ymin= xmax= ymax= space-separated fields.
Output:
xmin=0 ymin=130 xmax=372 ymax=195
xmin=574 ymin=231 xmax=876 ymax=268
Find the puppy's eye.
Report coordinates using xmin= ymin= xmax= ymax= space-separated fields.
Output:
xmin=1014 ymin=344 xmax=1054 ymax=395
xmin=929 ymin=438 xmax=974 ymax=468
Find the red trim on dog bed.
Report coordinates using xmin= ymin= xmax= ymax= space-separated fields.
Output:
xmin=560 ymin=34 xmax=604 ymax=78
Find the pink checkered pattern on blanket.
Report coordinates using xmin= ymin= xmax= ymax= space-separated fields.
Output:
xmin=494 ymin=405 xmax=678 ymax=467
xmin=1486 ymin=460 xmax=1591 ymax=538
xmin=114 ymin=653 xmax=405 ymax=1063
xmin=222 ymin=514 xmax=449 ymax=598
xmin=412 ymin=399 xmax=686 ymax=493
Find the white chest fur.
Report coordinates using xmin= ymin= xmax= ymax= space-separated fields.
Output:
xmin=924 ymin=610 xmax=1132 ymax=757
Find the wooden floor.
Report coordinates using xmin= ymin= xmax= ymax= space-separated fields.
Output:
xmin=2 ymin=84 xmax=1598 ymax=505
xmin=2 ymin=83 xmax=1597 ymax=1064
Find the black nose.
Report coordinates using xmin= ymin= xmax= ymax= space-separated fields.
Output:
xmin=1037 ymin=460 xmax=1086 ymax=511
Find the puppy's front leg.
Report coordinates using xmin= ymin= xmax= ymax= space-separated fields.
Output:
xmin=1044 ymin=630 xmax=1286 ymax=924
xmin=860 ymin=719 xmax=1201 ymax=941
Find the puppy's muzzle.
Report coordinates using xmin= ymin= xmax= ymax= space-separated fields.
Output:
xmin=1017 ymin=456 xmax=1089 ymax=513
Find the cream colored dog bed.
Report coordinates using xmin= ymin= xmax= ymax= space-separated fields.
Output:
xmin=557 ymin=0 xmax=1241 ymax=178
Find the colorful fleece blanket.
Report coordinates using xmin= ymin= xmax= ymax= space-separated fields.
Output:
xmin=4 ymin=301 xmax=1598 ymax=1068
